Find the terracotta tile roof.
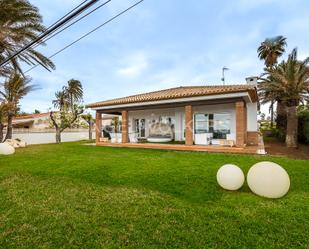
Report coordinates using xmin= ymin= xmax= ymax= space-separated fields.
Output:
xmin=87 ymin=85 xmax=258 ymax=108
xmin=14 ymin=112 xmax=50 ymax=120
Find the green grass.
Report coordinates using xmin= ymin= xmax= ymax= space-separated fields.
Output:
xmin=0 ymin=142 xmax=308 ymax=248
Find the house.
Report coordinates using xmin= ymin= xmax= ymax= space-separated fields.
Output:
xmin=87 ymin=77 xmax=261 ymax=153
xmin=12 ymin=112 xmax=90 ymax=130
xmin=12 ymin=112 xmax=51 ymax=129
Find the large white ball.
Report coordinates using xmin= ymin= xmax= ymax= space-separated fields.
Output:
xmin=217 ymin=164 xmax=245 ymax=190
xmin=247 ymin=161 xmax=290 ymax=199
xmin=0 ymin=143 xmax=15 ymax=155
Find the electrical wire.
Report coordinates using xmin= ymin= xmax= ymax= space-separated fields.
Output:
xmin=32 ymin=0 xmax=112 ymax=49
xmin=0 ymin=0 xmax=100 ymax=67
xmin=24 ymin=0 xmax=144 ymax=74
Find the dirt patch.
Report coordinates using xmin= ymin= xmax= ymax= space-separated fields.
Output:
xmin=264 ymin=138 xmax=309 ymax=160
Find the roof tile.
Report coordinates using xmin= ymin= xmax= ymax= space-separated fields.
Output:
xmin=87 ymin=85 xmax=257 ymax=108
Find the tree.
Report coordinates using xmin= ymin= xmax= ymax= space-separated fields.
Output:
xmin=111 ymin=117 xmax=121 ymax=133
xmin=257 ymin=36 xmax=287 ymax=127
xmin=257 ymin=36 xmax=287 ymax=67
xmin=0 ymin=101 xmax=10 ymax=142
xmin=81 ymin=113 xmax=94 ymax=140
xmin=34 ymin=109 xmax=40 ymax=114
xmin=0 ymin=72 xmax=37 ymax=140
xmin=65 ymin=79 xmax=83 ymax=109
xmin=50 ymin=80 xmax=84 ymax=143
xmin=259 ymin=48 xmax=309 ymax=147
xmin=0 ymin=0 xmax=55 ymax=74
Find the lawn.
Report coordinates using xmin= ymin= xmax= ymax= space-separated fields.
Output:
xmin=0 ymin=142 xmax=308 ymax=248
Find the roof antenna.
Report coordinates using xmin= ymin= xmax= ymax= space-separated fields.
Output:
xmin=221 ymin=67 xmax=229 ymax=85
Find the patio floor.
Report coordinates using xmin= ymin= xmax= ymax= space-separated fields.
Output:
xmin=96 ymin=142 xmax=262 ymax=154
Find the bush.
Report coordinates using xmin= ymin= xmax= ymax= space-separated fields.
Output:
xmin=298 ymin=109 xmax=309 ymax=144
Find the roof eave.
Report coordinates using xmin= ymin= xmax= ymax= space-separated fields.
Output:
xmin=90 ymin=92 xmax=255 ymax=110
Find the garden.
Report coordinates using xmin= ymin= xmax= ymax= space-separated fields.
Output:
xmin=0 ymin=142 xmax=308 ymax=248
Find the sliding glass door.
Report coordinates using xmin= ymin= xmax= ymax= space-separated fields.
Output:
xmin=213 ymin=113 xmax=231 ymax=139
xmin=134 ymin=119 xmax=146 ymax=138
xmin=194 ymin=113 xmax=231 ymax=139
xmin=194 ymin=114 xmax=209 ymax=134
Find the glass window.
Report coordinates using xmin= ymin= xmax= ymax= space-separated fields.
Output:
xmin=194 ymin=113 xmax=231 ymax=139
xmin=194 ymin=114 xmax=209 ymax=133
xmin=213 ymin=113 xmax=231 ymax=139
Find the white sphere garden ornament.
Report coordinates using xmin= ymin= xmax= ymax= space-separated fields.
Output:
xmin=0 ymin=143 xmax=15 ymax=155
xmin=216 ymin=164 xmax=245 ymax=190
xmin=247 ymin=161 xmax=290 ymax=199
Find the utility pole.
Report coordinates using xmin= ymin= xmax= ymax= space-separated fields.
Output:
xmin=221 ymin=67 xmax=229 ymax=85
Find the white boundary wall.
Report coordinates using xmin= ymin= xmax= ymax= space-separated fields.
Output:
xmin=11 ymin=130 xmax=95 ymax=145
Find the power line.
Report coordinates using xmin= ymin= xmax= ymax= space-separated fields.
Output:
xmin=24 ymin=0 xmax=145 ymax=74
xmin=32 ymin=0 xmax=90 ymax=49
xmin=0 ymin=0 xmax=100 ymax=67
xmin=32 ymin=0 xmax=112 ymax=49
xmin=45 ymin=0 xmax=89 ymax=31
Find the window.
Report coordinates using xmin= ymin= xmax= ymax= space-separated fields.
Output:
xmin=159 ymin=116 xmax=175 ymax=130
xmin=213 ymin=113 xmax=231 ymax=139
xmin=194 ymin=114 xmax=209 ymax=134
xmin=194 ymin=113 xmax=231 ymax=139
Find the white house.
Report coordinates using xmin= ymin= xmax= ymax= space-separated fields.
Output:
xmin=87 ymin=77 xmax=259 ymax=150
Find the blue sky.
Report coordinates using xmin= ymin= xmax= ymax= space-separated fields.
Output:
xmin=21 ymin=0 xmax=309 ymax=114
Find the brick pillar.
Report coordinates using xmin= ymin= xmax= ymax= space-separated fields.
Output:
xmin=244 ymin=103 xmax=247 ymax=144
xmin=122 ymin=110 xmax=128 ymax=143
xmin=95 ymin=111 xmax=102 ymax=144
xmin=185 ymin=105 xmax=193 ymax=145
xmin=235 ymin=101 xmax=246 ymax=147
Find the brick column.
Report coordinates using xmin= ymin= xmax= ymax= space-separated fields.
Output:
xmin=185 ymin=105 xmax=193 ymax=145
xmin=95 ymin=111 xmax=102 ymax=145
xmin=122 ymin=110 xmax=128 ymax=143
xmin=235 ymin=101 xmax=246 ymax=147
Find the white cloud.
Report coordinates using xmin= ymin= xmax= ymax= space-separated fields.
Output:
xmin=117 ymin=52 xmax=148 ymax=77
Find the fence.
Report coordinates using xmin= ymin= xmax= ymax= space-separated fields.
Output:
xmin=8 ymin=129 xmax=95 ymax=145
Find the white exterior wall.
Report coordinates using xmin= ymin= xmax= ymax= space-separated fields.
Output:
xmin=32 ymin=115 xmax=50 ymax=129
xmin=128 ymin=108 xmax=183 ymax=139
xmin=246 ymin=102 xmax=258 ymax=131
xmin=12 ymin=131 xmax=95 ymax=145
xmin=127 ymin=103 xmax=239 ymax=141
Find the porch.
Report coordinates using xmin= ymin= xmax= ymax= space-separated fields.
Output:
xmin=96 ymin=141 xmax=260 ymax=154
xmin=94 ymin=98 xmax=262 ymax=154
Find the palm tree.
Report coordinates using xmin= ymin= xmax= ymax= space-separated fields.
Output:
xmin=50 ymin=79 xmax=84 ymax=143
xmin=0 ymin=101 xmax=10 ymax=142
xmin=0 ymin=0 xmax=55 ymax=74
xmin=258 ymin=36 xmax=287 ymax=67
xmin=259 ymin=48 xmax=309 ymax=147
xmin=64 ymin=79 xmax=83 ymax=109
xmin=0 ymin=72 xmax=37 ymax=140
xmin=257 ymin=36 xmax=287 ymax=127
xmin=52 ymin=90 xmax=68 ymax=111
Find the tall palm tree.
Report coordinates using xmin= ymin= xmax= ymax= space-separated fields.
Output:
xmin=50 ymin=79 xmax=84 ymax=143
xmin=259 ymin=48 xmax=309 ymax=147
xmin=257 ymin=36 xmax=287 ymax=127
xmin=0 ymin=72 xmax=37 ymax=140
xmin=258 ymin=36 xmax=287 ymax=67
xmin=64 ymin=79 xmax=83 ymax=109
xmin=0 ymin=0 xmax=55 ymax=74
xmin=52 ymin=90 xmax=68 ymax=111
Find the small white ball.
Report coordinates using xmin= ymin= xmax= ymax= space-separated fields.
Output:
xmin=217 ymin=164 xmax=245 ymax=190
xmin=0 ymin=143 xmax=15 ymax=155
xmin=247 ymin=161 xmax=290 ymax=199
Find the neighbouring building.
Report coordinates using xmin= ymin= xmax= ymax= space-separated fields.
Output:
xmin=12 ymin=112 xmax=51 ymax=129
xmin=12 ymin=112 xmax=90 ymax=130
